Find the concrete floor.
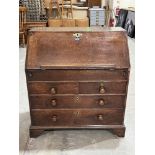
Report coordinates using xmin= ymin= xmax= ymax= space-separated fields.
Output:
xmin=19 ymin=37 xmax=135 ymax=155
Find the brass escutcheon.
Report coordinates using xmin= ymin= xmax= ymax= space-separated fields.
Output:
xmin=73 ymin=33 xmax=82 ymax=41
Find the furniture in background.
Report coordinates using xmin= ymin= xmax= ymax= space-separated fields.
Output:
xmin=89 ymin=8 xmax=105 ymax=26
xmin=105 ymin=9 xmax=115 ymax=27
xmin=116 ymin=8 xmax=135 ymax=38
xmin=49 ymin=0 xmax=62 ymax=18
xmin=61 ymin=0 xmax=73 ymax=18
xmin=124 ymin=9 xmax=135 ymax=38
xmin=62 ymin=19 xmax=75 ymax=26
xmin=75 ymin=18 xmax=89 ymax=26
xmin=26 ymin=27 xmax=130 ymax=138
xmin=116 ymin=9 xmax=128 ymax=28
xmin=19 ymin=0 xmax=48 ymax=45
xmin=48 ymin=19 xmax=62 ymax=26
xmin=48 ymin=18 xmax=89 ymax=27
xmin=45 ymin=3 xmax=88 ymax=19
xmin=19 ymin=6 xmax=27 ymax=46
xmin=87 ymin=0 xmax=101 ymax=8
xmin=19 ymin=0 xmax=47 ymax=23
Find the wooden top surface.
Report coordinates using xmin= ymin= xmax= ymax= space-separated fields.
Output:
xmin=26 ymin=27 xmax=130 ymax=69
xmin=29 ymin=27 xmax=126 ymax=32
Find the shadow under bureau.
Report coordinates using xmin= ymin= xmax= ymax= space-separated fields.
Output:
xmin=25 ymin=27 xmax=130 ymax=138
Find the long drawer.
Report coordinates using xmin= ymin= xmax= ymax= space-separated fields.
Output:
xmin=31 ymin=109 xmax=124 ymax=126
xmin=30 ymin=95 xmax=126 ymax=109
xmin=26 ymin=70 xmax=128 ymax=81
xmin=28 ymin=81 xmax=127 ymax=94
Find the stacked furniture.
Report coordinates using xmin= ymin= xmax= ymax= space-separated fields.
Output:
xmin=19 ymin=0 xmax=47 ymax=22
xmin=19 ymin=6 xmax=27 ymax=46
xmin=61 ymin=0 xmax=74 ymax=18
xmin=48 ymin=18 xmax=89 ymax=27
xmin=19 ymin=0 xmax=48 ymax=45
xmin=116 ymin=8 xmax=135 ymax=38
xmin=26 ymin=27 xmax=130 ymax=138
xmin=89 ymin=8 xmax=105 ymax=26
xmin=87 ymin=0 xmax=101 ymax=8
xmin=19 ymin=0 xmax=47 ymax=30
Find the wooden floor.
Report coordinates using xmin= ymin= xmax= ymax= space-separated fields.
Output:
xmin=19 ymin=37 xmax=135 ymax=155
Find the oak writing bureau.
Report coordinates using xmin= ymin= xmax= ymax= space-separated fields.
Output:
xmin=25 ymin=27 xmax=130 ymax=138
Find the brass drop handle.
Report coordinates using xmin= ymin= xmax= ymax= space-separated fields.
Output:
xmin=51 ymin=88 xmax=56 ymax=94
xmin=99 ymin=99 xmax=105 ymax=106
xmin=51 ymin=99 xmax=57 ymax=106
xmin=51 ymin=115 xmax=57 ymax=122
xmin=98 ymin=114 xmax=103 ymax=121
xmin=99 ymin=86 xmax=105 ymax=94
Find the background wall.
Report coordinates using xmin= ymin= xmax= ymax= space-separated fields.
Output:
xmin=113 ymin=0 xmax=135 ymax=9
xmin=44 ymin=0 xmax=135 ymax=8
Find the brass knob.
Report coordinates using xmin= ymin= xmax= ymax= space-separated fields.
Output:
xmin=99 ymin=99 xmax=105 ymax=106
xmin=52 ymin=115 xmax=57 ymax=122
xmin=99 ymin=87 xmax=105 ymax=94
xmin=98 ymin=114 xmax=103 ymax=121
xmin=51 ymin=88 xmax=56 ymax=94
xmin=51 ymin=99 xmax=57 ymax=106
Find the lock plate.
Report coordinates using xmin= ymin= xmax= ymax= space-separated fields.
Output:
xmin=73 ymin=33 xmax=82 ymax=41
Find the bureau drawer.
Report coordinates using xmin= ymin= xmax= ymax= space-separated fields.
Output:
xmin=31 ymin=109 xmax=124 ymax=126
xmin=79 ymin=81 xmax=127 ymax=94
xmin=77 ymin=95 xmax=125 ymax=108
xmin=28 ymin=82 xmax=78 ymax=94
xmin=30 ymin=95 xmax=125 ymax=109
xmin=26 ymin=70 xmax=128 ymax=81
xmin=30 ymin=95 xmax=75 ymax=109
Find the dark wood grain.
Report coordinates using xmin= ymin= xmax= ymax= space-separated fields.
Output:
xmin=111 ymin=126 xmax=126 ymax=137
xmin=30 ymin=95 xmax=126 ymax=109
xmin=31 ymin=109 xmax=124 ymax=126
xmin=26 ymin=69 xmax=129 ymax=81
xmin=26 ymin=27 xmax=130 ymax=70
xmin=87 ymin=0 xmax=101 ymax=8
xmin=28 ymin=82 xmax=78 ymax=94
xmin=29 ymin=125 xmax=126 ymax=138
xmin=79 ymin=81 xmax=127 ymax=94
xmin=28 ymin=81 xmax=127 ymax=94
xmin=26 ymin=27 xmax=130 ymax=138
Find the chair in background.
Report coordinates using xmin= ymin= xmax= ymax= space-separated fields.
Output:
xmin=61 ymin=0 xmax=73 ymax=19
xmin=19 ymin=6 xmax=27 ymax=46
xmin=49 ymin=0 xmax=62 ymax=18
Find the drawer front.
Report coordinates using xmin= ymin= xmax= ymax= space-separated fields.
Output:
xmin=30 ymin=95 xmax=75 ymax=109
xmin=90 ymin=11 xmax=104 ymax=17
xmin=90 ymin=21 xmax=97 ymax=26
xmin=90 ymin=14 xmax=105 ymax=19
xmin=91 ymin=18 xmax=104 ymax=23
xmin=31 ymin=109 xmax=124 ymax=126
xmin=90 ymin=18 xmax=97 ymax=22
xmin=30 ymin=95 xmax=125 ymax=109
xmin=99 ymin=20 xmax=105 ymax=25
xmin=77 ymin=95 xmax=125 ymax=108
xmin=28 ymin=82 xmax=78 ymax=94
xmin=79 ymin=82 xmax=127 ymax=94
xmin=31 ymin=110 xmax=75 ymax=126
xmin=26 ymin=70 xmax=128 ymax=81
